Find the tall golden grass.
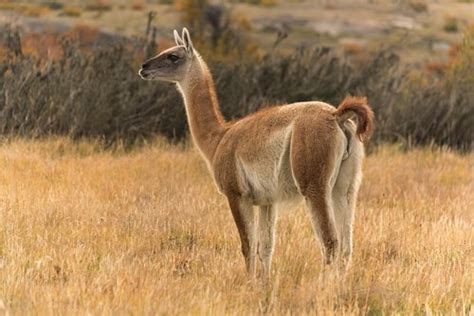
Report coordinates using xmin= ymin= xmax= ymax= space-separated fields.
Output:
xmin=0 ymin=139 xmax=472 ymax=314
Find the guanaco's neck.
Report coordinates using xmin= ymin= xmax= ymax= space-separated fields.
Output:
xmin=177 ymin=54 xmax=226 ymax=162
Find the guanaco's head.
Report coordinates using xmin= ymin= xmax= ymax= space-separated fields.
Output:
xmin=139 ymin=28 xmax=195 ymax=82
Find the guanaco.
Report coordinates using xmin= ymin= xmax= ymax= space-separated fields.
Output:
xmin=139 ymin=28 xmax=374 ymax=277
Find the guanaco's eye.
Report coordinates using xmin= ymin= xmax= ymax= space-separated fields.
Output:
xmin=167 ymin=54 xmax=179 ymax=62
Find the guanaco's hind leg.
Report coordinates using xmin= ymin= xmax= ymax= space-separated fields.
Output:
xmin=290 ymin=112 xmax=344 ymax=265
xmin=257 ymin=205 xmax=277 ymax=278
xmin=332 ymin=185 xmax=355 ymax=267
xmin=227 ymin=195 xmax=257 ymax=276
xmin=305 ymin=193 xmax=339 ymax=265
xmin=332 ymin=138 xmax=363 ymax=267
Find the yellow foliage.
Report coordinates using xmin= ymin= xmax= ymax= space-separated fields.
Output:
xmin=0 ymin=3 xmax=50 ymax=16
xmin=0 ymin=139 xmax=471 ymax=314
xmin=261 ymin=0 xmax=279 ymax=7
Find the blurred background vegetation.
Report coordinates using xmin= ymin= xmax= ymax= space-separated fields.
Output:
xmin=0 ymin=0 xmax=472 ymax=149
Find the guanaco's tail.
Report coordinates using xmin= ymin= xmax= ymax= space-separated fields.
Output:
xmin=334 ymin=96 xmax=374 ymax=142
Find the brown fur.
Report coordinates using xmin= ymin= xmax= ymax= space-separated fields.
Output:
xmin=176 ymin=62 xmax=227 ymax=161
xmin=334 ymin=96 xmax=375 ymax=142
xmin=140 ymin=29 xmax=374 ymax=276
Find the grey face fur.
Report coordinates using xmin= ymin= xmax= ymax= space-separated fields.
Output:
xmin=138 ymin=28 xmax=195 ymax=82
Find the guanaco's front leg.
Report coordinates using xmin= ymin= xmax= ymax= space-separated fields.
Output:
xmin=227 ymin=195 xmax=257 ymax=276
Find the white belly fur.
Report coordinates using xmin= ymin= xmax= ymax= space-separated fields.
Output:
xmin=235 ymin=125 xmax=302 ymax=210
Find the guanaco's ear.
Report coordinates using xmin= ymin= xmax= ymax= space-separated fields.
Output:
xmin=173 ymin=29 xmax=185 ymax=46
xmin=181 ymin=27 xmax=194 ymax=55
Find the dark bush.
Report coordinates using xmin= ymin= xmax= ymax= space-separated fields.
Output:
xmin=0 ymin=28 xmax=472 ymax=149
xmin=40 ymin=1 xmax=64 ymax=10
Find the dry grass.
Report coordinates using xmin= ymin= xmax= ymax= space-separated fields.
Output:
xmin=0 ymin=139 xmax=472 ymax=314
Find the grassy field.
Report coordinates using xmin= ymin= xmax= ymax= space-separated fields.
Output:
xmin=0 ymin=139 xmax=472 ymax=314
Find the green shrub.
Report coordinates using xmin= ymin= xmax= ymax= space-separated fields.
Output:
xmin=443 ymin=17 xmax=458 ymax=33
xmin=60 ymin=7 xmax=82 ymax=17
xmin=408 ymin=0 xmax=428 ymax=13
xmin=84 ymin=1 xmax=112 ymax=12
xmin=40 ymin=1 xmax=64 ymax=10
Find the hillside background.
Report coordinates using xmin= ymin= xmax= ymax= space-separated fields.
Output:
xmin=1 ymin=0 xmax=472 ymax=62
